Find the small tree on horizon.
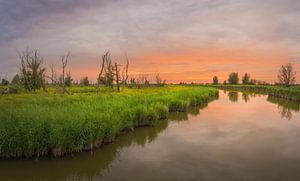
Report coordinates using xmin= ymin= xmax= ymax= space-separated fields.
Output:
xmin=242 ymin=73 xmax=251 ymax=84
xmin=64 ymin=72 xmax=73 ymax=87
xmin=155 ymin=73 xmax=166 ymax=87
xmin=277 ymin=63 xmax=296 ymax=87
xmin=228 ymin=72 xmax=239 ymax=84
xmin=250 ymin=79 xmax=257 ymax=85
xmin=80 ymin=76 xmax=89 ymax=86
xmin=11 ymin=74 xmax=20 ymax=85
xmin=213 ymin=76 xmax=218 ymax=84
xmin=1 ymin=78 xmax=9 ymax=85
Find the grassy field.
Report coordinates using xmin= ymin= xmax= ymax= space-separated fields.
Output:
xmin=0 ymin=86 xmax=218 ymax=158
xmin=210 ymin=85 xmax=300 ymax=101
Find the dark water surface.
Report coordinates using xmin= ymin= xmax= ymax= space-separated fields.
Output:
xmin=1 ymin=91 xmax=300 ymax=181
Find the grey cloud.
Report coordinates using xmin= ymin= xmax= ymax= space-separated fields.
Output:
xmin=0 ymin=0 xmax=300 ymax=79
xmin=0 ymin=0 xmax=110 ymax=42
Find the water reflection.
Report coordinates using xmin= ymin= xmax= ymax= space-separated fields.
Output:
xmin=242 ymin=92 xmax=250 ymax=102
xmin=267 ymin=96 xmax=300 ymax=120
xmin=168 ymin=112 xmax=188 ymax=121
xmin=228 ymin=91 xmax=239 ymax=102
xmin=227 ymin=91 xmax=300 ymax=120
xmin=167 ymin=104 xmax=208 ymax=122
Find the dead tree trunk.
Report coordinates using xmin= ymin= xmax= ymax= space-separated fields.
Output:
xmin=97 ymin=51 xmax=130 ymax=92
xmin=96 ymin=51 xmax=109 ymax=93
xmin=50 ymin=64 xmax=57 ymax=85
xmin=121 ymin=55 xmax=129 ymax=91
xmin=60 ymin=52 xmax=70 ymax=94
xmin=114 ymin=62 xmax=121 ymax=92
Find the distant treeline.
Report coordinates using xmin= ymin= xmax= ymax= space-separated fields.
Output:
xmin=208 ymin=63 xmax=296 ymax=86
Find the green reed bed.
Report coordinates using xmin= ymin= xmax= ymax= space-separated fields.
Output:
xmin=0 ymin=86 xmax=218 ymax=158
xmin=212 ymin=85 xmax=300 ymax=102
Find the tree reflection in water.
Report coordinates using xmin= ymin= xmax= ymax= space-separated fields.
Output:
xmin=228 ymin=91 xmax=239 ymax=102
xmin=227 ymin=91 xmax=300 ymax=120
xmin=242 ymin=92 xmax=250 ymax=103
xmin=267 ymin=96 xmax=300 ymax=120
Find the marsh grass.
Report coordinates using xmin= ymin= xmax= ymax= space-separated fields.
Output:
xmin=0 ymin=86 xmax=218 ymax=158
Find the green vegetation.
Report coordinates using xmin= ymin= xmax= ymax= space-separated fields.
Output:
xmin=228 ymin=72 xmax=239 ymax=84
xmin=267 ymin=96 xmax=300 ymax=120
xmin=213 ymin=85 xmax=300 ymax=101
xmin=0 ymin=86 xmax=218 ymax=158
xmin=1 ymin=79 xmax=9 ymax=86
xmin=242 ymin=73 xmax=251 ymax=84
xmin=64 ymin=72 xmax=73 ymax=87
xmin=80 ymin=76 xmax=90 ymax=86
xmin=213 ymin=76 xmax=218 ymax=85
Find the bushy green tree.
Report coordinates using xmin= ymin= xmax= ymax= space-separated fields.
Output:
xmin=228 ymin=72 xmax=239 ymax=84
xmin=64 ymin=72 xmax=73 ymax=87
xmin=242 ymin=73 xmax=250 ymax=84
xmin=213 ymin=76 xmax=218 ymax=84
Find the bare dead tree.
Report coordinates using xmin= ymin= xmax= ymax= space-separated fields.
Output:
xmin=136 ymin=74 xmax=149 ymax=88
xmin=121 ymin=54 xmax=129 ymax=90
xmin=277 ymin=63 xmax=296 ymax=87
xmin=143 ymin=74 xmax=150 ymax=87
xmin=106 ymin=57 xmax=114 ymax=89
xmin=59 ymin=52 xmax=70 ymax=93
xmin=114 ymin=62 xmax=121 ymax=92
xmin=129 ymin=76 xmax=136 ymax=88
xmin=50 ymin=64 xmax=57 ymax=84
xmin=45 ymin=64 xmax=58 ymax=85
xmin=61 ymin=52 xmax=69 ymax=86
xmin=97 ymin=51 xmax=109 ymax=92
xmin=98 ymin=52 xmax=114 ymax=89
xmin=18 ymin=48 xmax=46 ymax=91
xmin=155 ymin=73 xmax=162 ymax=86
xmin=156 ymin=73 xmax=166 ymax=87
xmin=97 ymin=51 xmax=130 ymax=92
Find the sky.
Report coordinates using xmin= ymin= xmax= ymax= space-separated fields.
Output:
xmin=0 ymin=0 xmax=299 ymax=83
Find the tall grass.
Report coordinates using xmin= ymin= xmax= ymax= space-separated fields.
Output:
xmin=0 ymin=86 xmax=218 ymax=158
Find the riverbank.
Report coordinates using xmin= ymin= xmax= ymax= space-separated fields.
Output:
xmin=0 ymin=86 xmax=218 ymax=158
xmin=210 ymin=85 xmax=300 ymax=102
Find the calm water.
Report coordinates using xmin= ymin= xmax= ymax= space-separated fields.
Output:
xmin=1 ymin=91 xmax=300 ymax=181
